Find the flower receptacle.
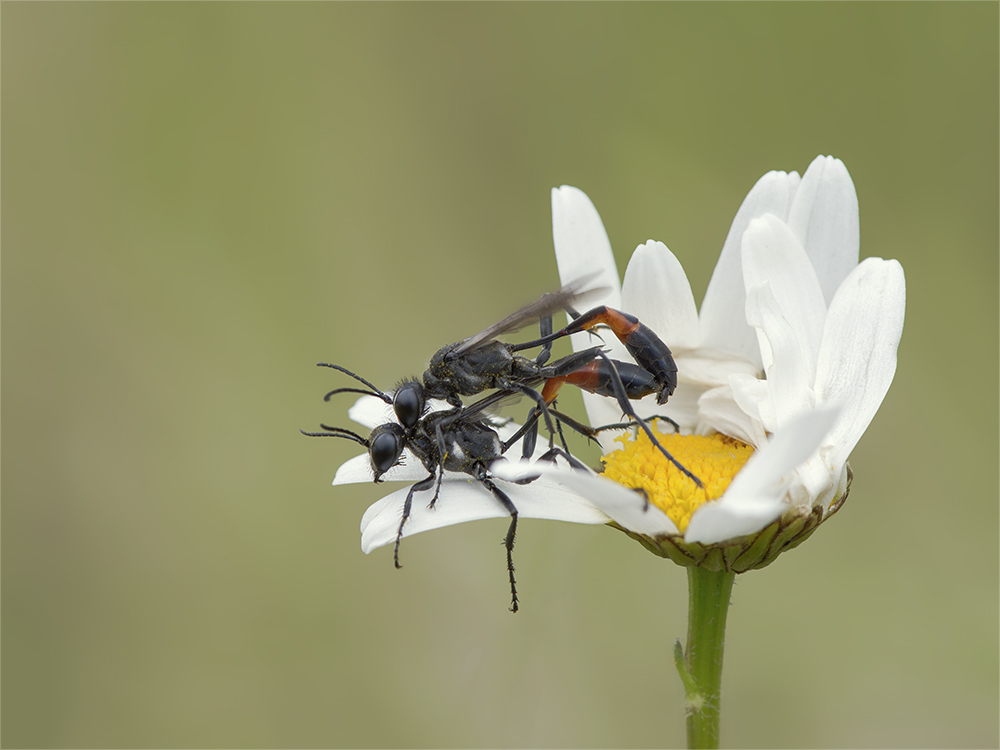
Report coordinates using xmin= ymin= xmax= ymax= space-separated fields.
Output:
xmin=613 ymin=466 xmax=851 ymax=572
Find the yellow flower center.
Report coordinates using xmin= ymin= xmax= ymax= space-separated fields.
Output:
xmin=601 ymin=426 xmax=755 ymax=533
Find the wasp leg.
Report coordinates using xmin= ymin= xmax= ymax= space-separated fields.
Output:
xmin=503 ymin=404 xmax=601 ymax=457
xmin=513 ymin=307 xmax=677 ymax=405
xmin=428 ymin=421 xmax=452 ymax=509
xmin=534 ymin=296 xmax=555 ymax=367
xmin=394 ymin=472 xmax=436 ymax=569
xmin=472 ymin=463 xmax=520 ymax=613
xmin=515 ymin=347 xmax=605 ymax=459
xmin=524 ymin=351 xmax=700 ymax=486
xmin=594 ymin=414 xmax=681 ymax=435
xmin=535 ymin=444 xmax=589 ymax=471
xmin=501 ymin=381 xmax=563 ymax=454
xmin=589 ymin=350 xmax=702 ymax=488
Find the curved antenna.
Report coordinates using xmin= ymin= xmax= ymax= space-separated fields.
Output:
xmin=299 ymin=425 xmax=370 ymax=447
xmin=323 ymin=386 xmax=384 ymax=402
xmin=316 ymin=363 xmax=391 ymax=404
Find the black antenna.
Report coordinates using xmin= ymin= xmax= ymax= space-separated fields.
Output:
xmin=323 ymin=386 xmax=385 ymax=402
xmin=316 ymin=363 xmax=391 ymax=404
xmin=299 ymin=425 xmax=370 ymax=447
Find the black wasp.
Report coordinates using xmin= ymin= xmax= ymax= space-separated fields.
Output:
xmin=359 ymin=279 xmax=700 ymax=481
xmin=411 ymin=281 xmax=702 ymax=484
xmin=303 ymin=378 xmax=581 ymax=613
xmin=303 ymin=281 xmax=701 ymax=611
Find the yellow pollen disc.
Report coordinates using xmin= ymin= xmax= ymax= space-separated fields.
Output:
xmin=601 ymin=427 xmax=755 ymax=534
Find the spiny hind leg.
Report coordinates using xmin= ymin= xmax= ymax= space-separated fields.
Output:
xmin=474 ymin=464 xmax=520 ymax=613
xmin=394 ymin=473 xmax=436 ymax=569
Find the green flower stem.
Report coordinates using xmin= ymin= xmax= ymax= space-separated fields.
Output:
xmin=675 ymin=566 xmax=736 ymax=749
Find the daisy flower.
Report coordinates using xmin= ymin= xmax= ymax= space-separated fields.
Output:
xmin=533 ymin=156 xmax=904 ymax=561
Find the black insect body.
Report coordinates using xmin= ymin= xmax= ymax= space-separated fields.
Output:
xmin=303 ymin=392 xmax=577 ymax=613
xmin=506 ymin=353 xmax=683 ymax=459
xmin=416 ymin=284 xmax=590 ymax=407
xmin=407 ymin=285 xmax=605 ymax=452
xmin=516 ymin=305 xmax=679 ymax=405
xmin=423 ymin=340 xmax=539 ymax=403
xmin=385 ymin=286 xmax=701 ymax=485
xmin=395 ymin=409 xmax=524 ymax=610
xmin=304 ymin=282 xmax=703 ymax=611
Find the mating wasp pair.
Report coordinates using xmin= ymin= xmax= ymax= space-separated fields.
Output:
xmin=303 ymin=280 xmax=700 ymax=612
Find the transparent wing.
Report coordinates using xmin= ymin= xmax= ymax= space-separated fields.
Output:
xmin=453 ymin=273 xmax=606 ymax=355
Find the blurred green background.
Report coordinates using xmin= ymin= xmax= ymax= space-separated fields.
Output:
xmin=3 ymin=3 xmax=997 ymax=748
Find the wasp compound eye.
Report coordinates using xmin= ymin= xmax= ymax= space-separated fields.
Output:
xmin=369 ymin=424 xmax=406 ymax=477
xmin=393 ymin=382 xmax=424 ymax=431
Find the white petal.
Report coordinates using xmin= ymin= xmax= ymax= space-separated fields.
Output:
xmin=332 ymin=453 xmax=374 ymax=485
xmin=579 ymin=394 xmax=630 ymax=453
xmin=611 ymin=390 xmax=697 ymax=440
xmin=582 ymin=388 xmax=699 ymax=455
xmin=699 ymin=169 xmax=801 ymax=366
xmin=725 ymin=406 xmax=840 ymax=498
xmin=697 ymin=384 xmax=765 ymax=447
xmin=348 ymin=394 xmax=393 ymax=429
xmin=685 ymin=407 xmax=839 ymax=544
xmin=742 ymin=215 xmax=827 ymax=382
xmin=673 ymin=346 xmax=761 ymax=388
xmin=567 ymin=235 xmax=707 ymax=437
xmin=744 ymin=282 xmax=816 ymax=426
xmin=332 ymin=449 xmax=430 ymax=485
xmin=812 ymin=258 xmax=905 ymax=471
xmin=621 ymin=240 xmax=700 ymax=349
xmin=359 ymin=473 xmax=610 ymax=554
xmin=551 ymin=186 xmax=623 ymax=313
xmin=551 ymin=186 xmax=628 ymax=431
xmin=786 ymin=156 xmax=860 ymax=305
xmin=727 ymin=374 xmax=773 ymax=439
xmin=493 ymin=461 xmax=679 ymax=536
xmin=642 ymin=383 xmax=701 ymax=434
xmin=683 ymin=496 xmax=789 ymax=546
xmin=788 ymin=452 xmax=838 ymax=510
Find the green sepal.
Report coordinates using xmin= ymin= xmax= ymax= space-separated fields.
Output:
xmin=614 ymin=465 xmax=852 ymax=573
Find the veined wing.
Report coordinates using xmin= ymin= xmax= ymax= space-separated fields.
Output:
xmin=452 ymin=273 xmax=606 ymax=356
